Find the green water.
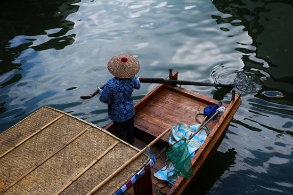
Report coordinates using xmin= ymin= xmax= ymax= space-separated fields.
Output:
xmin=1 ymin=0 xmax=293 ymax=194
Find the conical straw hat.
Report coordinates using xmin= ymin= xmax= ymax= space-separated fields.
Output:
xmin=107 ymin=54 xmax=140 ymax=78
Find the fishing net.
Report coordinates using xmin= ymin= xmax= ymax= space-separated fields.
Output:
xmin=163 ymin=104 xmax=223 ymax=179
xmin=166 ymin=139 xmax=193 ymax=178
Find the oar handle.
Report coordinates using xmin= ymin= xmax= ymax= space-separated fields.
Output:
xmin=139 ymin=78 xmax=234 ymax=88
xmin=81 ymin=77 xmax=234 ymax=99
xmin=80 ymin=84 xmax=106 ymax=99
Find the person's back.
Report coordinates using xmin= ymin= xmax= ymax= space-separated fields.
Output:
xmin=100 ymin=76 xmax=140 ymax=123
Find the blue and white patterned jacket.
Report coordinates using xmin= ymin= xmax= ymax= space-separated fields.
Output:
xmin=99 ymin=76 xmax=140 ymax=122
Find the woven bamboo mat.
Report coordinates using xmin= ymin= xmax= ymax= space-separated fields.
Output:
xmin=0 ymin=107 xmax=149 ymax=195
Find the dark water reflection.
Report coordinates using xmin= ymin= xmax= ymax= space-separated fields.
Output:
xmin=0 ymin=0 xmax=81 ymax=129
xmin=1 ymin=0 xmax=293 ymax=194
xmin=187 ymin=148 xmax=237 ymax=194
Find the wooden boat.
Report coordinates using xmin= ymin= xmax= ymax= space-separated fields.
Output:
xmin=104 ymin=70 xmax=242 ymax=195
xmin=0 ymin=70 xmax=241 ymax=195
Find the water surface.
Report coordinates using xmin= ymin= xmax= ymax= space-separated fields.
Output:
xmin=0 ymin=0 xmax=293 ymax=194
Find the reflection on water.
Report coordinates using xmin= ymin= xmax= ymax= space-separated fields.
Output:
xmin=186 ymin=148 xmax=237 ymax=194
xmin=0 ymin=0 xmax=293 ymax=194
xmin=212 ymin=0 xmax=293 ymax=103
xmin=0 ymin=0 xmax=81 ymax=129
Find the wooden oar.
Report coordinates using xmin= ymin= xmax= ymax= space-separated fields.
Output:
xmin=86 ymin=127 xmax=171 ymax=195
xmin=80 ymin=78 xmax=234 ymax=99
xmin=80 ymin=84 xmax=105 ymax=99
xmin=139 ymin=77 xmax=235 ymax=88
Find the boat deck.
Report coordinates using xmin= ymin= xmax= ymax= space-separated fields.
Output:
xmin=135 ymin=85 xmax=223 ymax=144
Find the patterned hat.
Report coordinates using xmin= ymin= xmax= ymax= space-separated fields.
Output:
xmin=107 ymin=54 xmax=140 ymax=78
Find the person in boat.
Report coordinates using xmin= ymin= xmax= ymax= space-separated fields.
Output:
xmin=91 ymin=54 xmax=140 ymax=145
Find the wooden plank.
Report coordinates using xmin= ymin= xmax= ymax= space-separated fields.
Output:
xmin=134 ymin=87 xmax=221 ymax=141
xmin=156 ymin=88 xmax=208 ymax=107
xmin=155 ymin=87 xmax=228 ymax=113
xmin=134 ymin=113 xmax=170 ymax=142
xmin=137 ymin=103 xmax=196 ymax=127
xmin=165 ymin=86 xmax=219 ymax=105
xmin=135 ymin=89 xmax=203 ymax=137
xmin=134 ymin=72 xmax=179 ymax=113
xmin=149 ymin=95 xmax=204 ymax=114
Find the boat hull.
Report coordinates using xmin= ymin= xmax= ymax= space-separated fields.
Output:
xmin=105 ymin=71 xmax=242 ymax=195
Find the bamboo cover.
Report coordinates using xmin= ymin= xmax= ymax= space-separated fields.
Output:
xmin=0 ymin=107 xmax=149 ymax=195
